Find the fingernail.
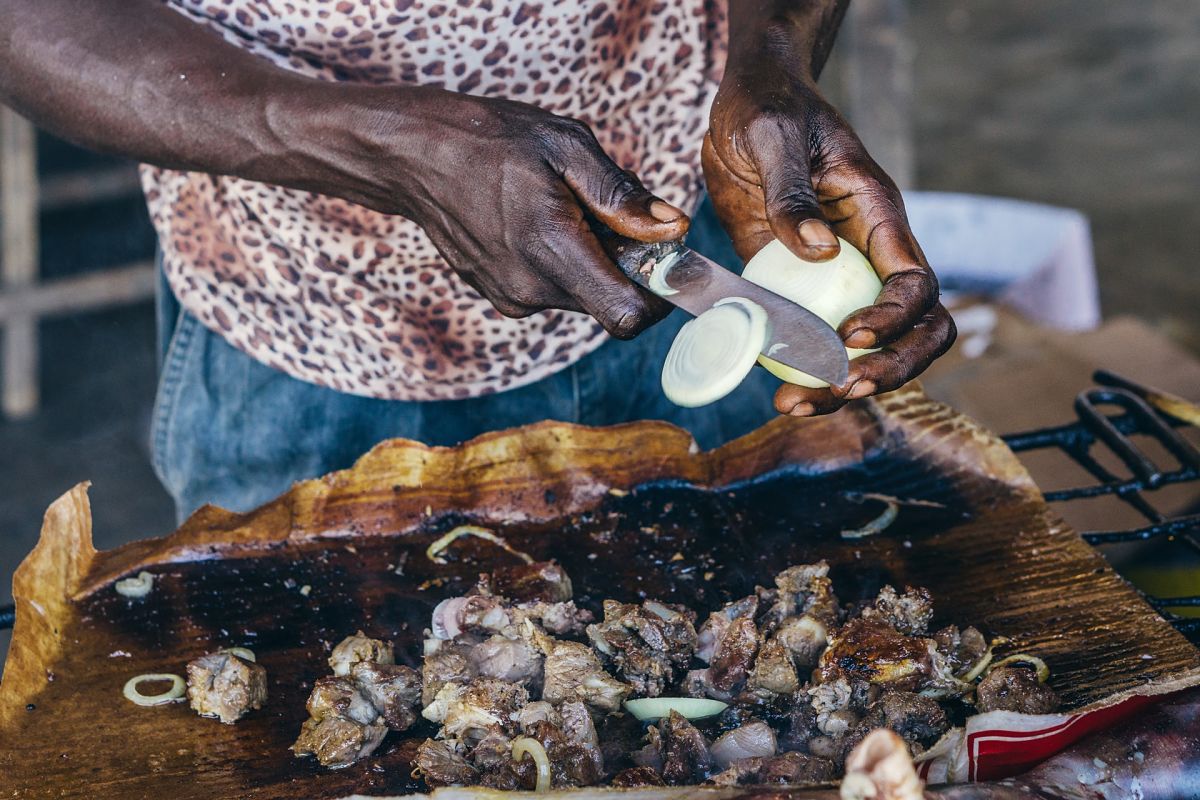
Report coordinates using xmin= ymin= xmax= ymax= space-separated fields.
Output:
xmin=789 ymin=402 xmax=815 ymax=417
xmin=798 ymin=219 xmax=838 ymax=250
xmin=845 ymin=379 xmax=876 ymax=400
xmin=650 ymin=200 xmax=684 ymax=222
xmin=844 ymin=328 xmax=876 ymax=348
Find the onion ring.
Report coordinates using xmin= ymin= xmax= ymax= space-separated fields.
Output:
xmin=123 ymin=673 xmax=185 ymax=706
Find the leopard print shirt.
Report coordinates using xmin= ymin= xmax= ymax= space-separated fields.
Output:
xmin=143 ymin=0 xmax=728 ymax=400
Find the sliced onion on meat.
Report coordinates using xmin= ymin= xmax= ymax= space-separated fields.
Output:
xmin=741 ymin=237 xmax=882 ymax=388
xmin=511 ymin=736 xmax=552 ymax=792
xmin=624 ymin=697 xmax=728 ymax=722
xmin=123 ymin=673 xmax=186 ymax=706
xmin=710 ymin=721 xmax=777 ymax=769
xmin=660 ymin=297 xmax=768 ymax=408
xmin=987 ymin=654 xmax=1051 ymax=683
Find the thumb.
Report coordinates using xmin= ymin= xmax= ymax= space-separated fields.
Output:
xmin=749 ymin=122 xmax=840 ymax=262
xmin=558 ymin=129 xmax=690 ymax=243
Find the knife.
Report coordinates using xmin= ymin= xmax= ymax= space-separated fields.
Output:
xmin=595 ymin=230 xmax=850 ymax=387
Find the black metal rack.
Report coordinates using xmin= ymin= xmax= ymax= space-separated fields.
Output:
xmin=2 ymin=370 xmax=1198 ymax=639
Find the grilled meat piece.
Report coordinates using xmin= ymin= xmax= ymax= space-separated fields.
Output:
xmin=328 ymin=631 xmax=394 ymax=677
xmin=515 ymin=700 xmax=561 ymax=732
xmin=526 ymin=719 xmax=605 ymax=787
xmin=481 ymin=561 xmax=574 ymax=603
xmin=469 ymin=726 xmax=514 ymax=771
xmin=660 ymin=710 xmax=713 ymax=784
xmin=779 ymin=689 xmax=822 ymax=752
xmin=469 ymin=634 xmax=543 ymax=687
xmin=697 ymin=595 xmax=758 ymax=663
xmin=854 ymin=690 xmax=949 ymax=756
xmin=560 ymin=700 xmax=600 ymax=749
xmin=415 ymin=738 xmax=480 ymax=788
xmin=421 ymin=639 xmax=475 ymax=706
xmin=586 ymin=599 xmax=697 ymax=696
xmin=350 ymin=661 xmax=422 ymax=730
xmin=707 ymin=614 xmax=759 ymax=699
xmin=610 ymin=766 xmax=666 ymax=787
xmin=976 ymin=664 xmax=1060 ymax=714
xmin=596 ymin=709 xmax=646 ymax=775
xmin=292 ymin=714 xmax=388 ymax=768
xmin=512 ymin=600 xmax=593 ymax=636
xmin=816 ymin=618 xmax=933 ymax=691
xmin=185 ymin=651 xmax=267 ymax=724
xmin=714 ymin=751 xmax=838 ymax=785
xmin=432 ymin=677 xmax=529 ymax=742
xmin=773 ymin=614 xmax=830 ymax=667
xmin=749 ymin=636 xmax=800 ymax=695
xmin=535 ymin=632 xmax=631 ymax=712
xmin=864 ymin=586 xmax=935 ymax=636
xmin=933 ymin=625 xmax=989 ymax=675
xmin=763 ymin=562 xmax=840 ymax=630
xmin=432 ymin=595 xmax=513 ymax=640
xmin=307 ymin=676 xmax=379 ymax=725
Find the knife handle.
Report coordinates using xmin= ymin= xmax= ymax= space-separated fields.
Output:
xmin=589 ymin=219 xmax=686 ymax=287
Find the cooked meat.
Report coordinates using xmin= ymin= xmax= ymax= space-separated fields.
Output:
xmin=434 ymin=677 xmax=529 ymax=742
xmin=421 ymin=639 xmax=475 ymax=706
xmin=515 ymin=700 xmax=561 ymax=732
xmin=858 ymin=690 xmax=949 ymax=753
xmin=710 ymin=751 xmax=835 ymax=786
xmin=586 ymin=599 xmax=697 ymax=696
xmin=185 ymin=651 xmax=267 ymax=724
xmin=513 ymin=600 xmax=593 ymax=636
xmin=933 ymin=624 xmax=989 ymax=675
xmin=469 ymin=634 xmax=543 ymax=686
xmin=864 ymin=586 xmax=934 ymax=636
xmin=706 ymin=615 xmax=759 ymax=699
xmin=660 ymin=710 xmax=713 ymax=784
xmin=773 ymin=614 xmax=830 ymax=667
xmin=710 ymin=721 xmax=777 ymax=769
xmin=535 ymin=632 xmax=631 ymax=712
xmin=414 ymin=738 xmax=480 ymax=788
xmin=779 ymin=690 xmax=821 ymax=752
xmin=350 ymin=661 xmax=422 ymax=730
xmin=328 ymin=631 xmax=394 ymax=677
xmin=559 ymin=700 xmax=600 ymax=749
xmin=596 ymin=709 xmax=646 ymax=775
xmin=292 ymin=714 xmax=388 ymax=768
xmin=526 ymin=720 xmax=605 ymax=787
xmin=307 ymin=676 xmax=379 ymax=725
xmin=469 ymin=726 xmax=514 ymax=771
xmin=976 ymin=664 xmax=1060 ymax=714
xmin=477 ymin=758 xmax=536 ymax=791
xmin=816 ymin=618 xmax=933 ymax=691
xmin=764 ymin=562 xmax=840 ymax=630
xmin=432 ymin=595 xmax=514 ymax=640
xmin=482 ymin=560 xmax=574 ymax=603
xmin=748 ymin=636 xmax=800 ymax=695
xmin=610 ymin=766 xmax=666 ymax=787
xmin=696 ymin=595 xmax=758 ymax=663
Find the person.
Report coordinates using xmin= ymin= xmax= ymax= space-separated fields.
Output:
xmin=0 ymin=0 xmax=954 ymax=520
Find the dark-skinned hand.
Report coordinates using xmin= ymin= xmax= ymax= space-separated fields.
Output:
xmin=703 ymin=63 xmax=956 ymax=416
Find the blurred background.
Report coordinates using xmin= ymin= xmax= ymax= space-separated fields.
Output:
xmin=1 ymin=0 xmax=1198 ymax=648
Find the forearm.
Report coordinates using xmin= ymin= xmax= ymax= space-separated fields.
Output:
xmin=0 ymin=0 xmax=424 ymax=210
xmin=726 ymin=0 xmax=850 ymax=80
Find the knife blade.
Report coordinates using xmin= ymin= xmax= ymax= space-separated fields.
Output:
xmin=597 ymin=233 xmax=850 ymax=387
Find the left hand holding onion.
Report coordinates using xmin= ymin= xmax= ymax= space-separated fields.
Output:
xmin=702 ymin=61 xmax=956 ymax=416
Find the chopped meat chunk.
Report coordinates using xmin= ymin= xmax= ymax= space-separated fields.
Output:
xmin=714 ymin=751 xmax=837 ymax=785
xmin=696 ymin=595 xmax=757 ymax=663
xmin=481 ymin=560 xmax=574 ymax=603
xmin=559 ymin=700 xmax=600 ymax=749
xmin=933 ymin=624 xmax=989 ymax=675
xmin=864 ymin=586 xmax=934 ymax=636
xmin=707 ymin=614 xmax=759 ymax=699
xmin=421 ymin=639 xmax=475 ymax=706
xmin=307 ymin=676 xmax=379 ymax=725
xmin=773 ymin=614 xmax=830 ymax=667
xmin=586 ymin=599 xmax=697 ymax=696
xmin=526 ymin=720 xmax=604 ymax=787
xmin=432 ymin=595 xmax=513 ymax=640
xmin=513 ymin=600 xmax=593 ymax=636
xmin=328 ymin=631 xmax=394 ymax=677
xmin=186 ymin=651 xmax=268 ymax=724
xmin=350 ymin=661 xmax=422 ymax=730
xmin=763 ymin=562 xmax=840 ymax=630
xmin=854 ymin=690 xmax=948 ymax=755
xmin=515 ymin=700 xmax=560 ymax=732
xmin=610 ymin=766 xmax=666 ymax=787
xmin=433 ymin=677 xmax=529 ymax=742
xmin=292 ymin=714 xmax=388 ymax=768
xmin=659 ymin=710 xmax=713 ymax=784
xmin=415 ymin=738 xmax=480 ymax=788
xmin=976 ymin=664 xmax=1060 ymax=714
xmin=535 ymin=632 xmax=631 ymax=712
xmin=816 ymin=618 xmax=933 ymax=691
xmin=749 ymin=637 xmax=799 ymax=695
xmin=779 ymin=690 xmax=821 ymax=752
xmin=469 ymin=726 xmax=514 ymax=771
xmin=469 ymin=634 xmax=543 ymax=686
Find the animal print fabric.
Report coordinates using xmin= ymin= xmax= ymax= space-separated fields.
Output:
xmin=142 ymin=0 xmax=728 ymax=400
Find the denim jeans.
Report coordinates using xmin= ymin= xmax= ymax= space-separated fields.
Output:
xmin=151 ymin=196 xmax=779 ymax=521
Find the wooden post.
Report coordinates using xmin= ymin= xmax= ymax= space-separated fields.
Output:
xmin=841 ymin=0 xmax=915 ymax=190
xmin=1 ymin=106 xmax=40 ymax=418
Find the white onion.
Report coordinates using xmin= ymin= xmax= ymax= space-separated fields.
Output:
xmin=511 ymin=736 xmax=552 ymax=791
xmin=987 ymin=654 xmax=1051 ymax=684
xmin=623 ymin=696 xmax=728 ymax=722
xmin=115 ymin=571 xmax=155 ymax=599
xmin=223 ymin=647 xmax=256 ymax=662
xmin=426 ymin=525 xmax=533 ymax=565
xmin=710 ymin=722 xmax=777 ymax=769
xmin=741 ymin=237 xmax=882 ymax=388
xmin=123 ymin=673 xmax=186 ymax=706
xmin=660 ymin=297 xmax=767 ymax=407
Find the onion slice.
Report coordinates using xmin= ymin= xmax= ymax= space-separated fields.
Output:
xmin=511 ymin=736 xmax=552 ymax=791
xmin=623 ymin=697 xmax=728 ymax=722
xmin=115 ymin=571 xmax=155 ymax=599
xmin=987 ymin=654 xmax=1051 ymax=684
xmin=123 ymin=673 xmax=186 ymax=706
xmin=660 ymin=297 xmax=767 ymax=408
xmin=223 ymin=647 xmax=256 ymax=662
xmin=426 ymin=525 xmax=533 ymax=565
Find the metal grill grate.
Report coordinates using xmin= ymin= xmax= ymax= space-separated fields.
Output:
xmin=2 ymin=370 xmax=1197 ymax=637
xmin=1002 ymin=370 xmax=1200 ymax=640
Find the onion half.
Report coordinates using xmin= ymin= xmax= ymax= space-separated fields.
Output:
xmin=741 ymin=237 xmax=883 ymax=388
xmin=660 ymin=297 xmax=767 ymax=407
xmin=623 ymin=697 xmax=728 ymax=722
